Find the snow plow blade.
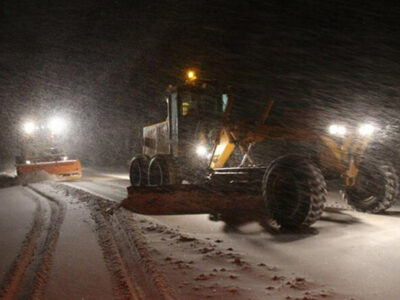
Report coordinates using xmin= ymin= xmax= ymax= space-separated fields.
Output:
xmin=17 ymin=160 xmax=82 ymax=180
xmin=121 ymin=184 xmax=264 ymax=215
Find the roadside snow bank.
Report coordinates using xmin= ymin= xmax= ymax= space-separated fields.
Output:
xmin=0 ymin=173 xmax=16 ymax=188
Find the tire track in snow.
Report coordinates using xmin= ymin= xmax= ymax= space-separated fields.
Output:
xmin=0 ymin=190 xmax=44 ymax=299
xmin=85 ymin=198 xmax=147 ymax=299
xmin=27 ymin=186 xmax=66 ymax=300
xmin=62 ymin=181 xmax=125 ymax=202
xmin=23 ymin=182 xmax=144 ymax=299
xmin=0 ymin=185 xmax=65 ymax=300
xmin=55 ymin=183 xmax=174 ymax=299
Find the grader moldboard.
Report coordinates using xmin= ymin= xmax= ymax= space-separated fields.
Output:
xmin=121 ymin=72 xmax=399 ymax=229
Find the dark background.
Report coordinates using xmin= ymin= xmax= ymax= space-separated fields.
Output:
xmin=0 ymin=0 xmax=399 ymax=166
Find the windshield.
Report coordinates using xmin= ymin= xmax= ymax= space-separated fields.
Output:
xmin=179 ymin=87 xmax=225 ymax=120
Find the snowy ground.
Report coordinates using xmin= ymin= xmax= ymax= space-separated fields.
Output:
xmin=1 ymin=168 xmax=400 ymax=299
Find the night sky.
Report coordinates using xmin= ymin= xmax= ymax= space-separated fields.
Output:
xmin=0 ymin=1 xmax=399 ymax=165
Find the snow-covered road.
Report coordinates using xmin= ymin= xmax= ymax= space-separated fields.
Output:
xmin=1 ymin=168 xmax=400 ymax=299
xmin=69 ymin=169 xmax=400 ymax=299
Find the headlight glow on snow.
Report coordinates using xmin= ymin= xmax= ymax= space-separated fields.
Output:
xmin=358 ymin=124 xmax=376 ymax=137
xmin=196 ymin=145 xmax=208 ymax=157
xmin=48 ymin=117 xmax=66 ymax=134
xmin=23 ymin=122 xmax=36 ymax=134
xmin=328 ymin=124 xmax=347 ymax=136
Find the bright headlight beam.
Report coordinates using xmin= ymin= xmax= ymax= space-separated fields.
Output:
xmin=48 ymin=117 xmax=66 ymax=134
xmin=23 ymin=122 xmax=36 ymax=134
xmin=328 ymin=124 xmax=346 ymax=136
xmin=337 ymin=126 xmax=346 ymax=136
xmin=196 ymin=145 xmax=208 ymax=157
xmin=359 ymin=124 xmax=375 ymax=136
xmin=328 ymin=124 xmax=338 ymax=135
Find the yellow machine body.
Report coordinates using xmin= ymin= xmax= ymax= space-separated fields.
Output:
xmin=207 ymin=99 xmax=371 ymax=187
xmin=138 ymin=79 xmax=372 ymax=188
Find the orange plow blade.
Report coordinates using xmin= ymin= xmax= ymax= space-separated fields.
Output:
xmin=17 ymin=160 xmax=82 ymax=180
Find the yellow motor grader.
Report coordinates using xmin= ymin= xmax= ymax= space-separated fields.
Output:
xmin=123 ymin=71 xmax=398 ymax=228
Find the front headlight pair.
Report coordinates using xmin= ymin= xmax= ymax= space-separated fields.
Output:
xmin=328 ymin=123 xmax=376 ymax=137
xmin=328 ymin=124 xmax=347 ymax=136
xmin=22 ymin=117 xmax=67 ymax=135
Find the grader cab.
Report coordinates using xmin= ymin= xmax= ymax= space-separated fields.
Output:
xmin=124 ymin=71 xmax=398 ymax=229
xmin=139 ymin=80 xmax=226 ymax=184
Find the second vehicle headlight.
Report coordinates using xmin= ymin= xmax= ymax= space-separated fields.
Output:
xmin=358 ymin=124 xmax=376 ymax=136
xmin=23 ymin=122 xmax=36 ymax=135
xmin=328 ymin=124 xmax=347 ymax=136
xmin=48 ymin=117 xmax=67 ymax=134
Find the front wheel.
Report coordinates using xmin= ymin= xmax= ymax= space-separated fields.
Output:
xmin=344 ymin=162 xmax=398 ymax=213
xmin=262 ymin=155 xmax=327 ymax=229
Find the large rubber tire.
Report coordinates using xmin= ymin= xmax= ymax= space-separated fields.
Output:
xmin=129 ymin=155 xmax=149 ymax=186
xmin=344 ymin=162 xmax=398 ymax=213
xmin=148 ymin=155 xmax=176 ymax=186
xmin=262 ymin=155 xmax=327 ymax=228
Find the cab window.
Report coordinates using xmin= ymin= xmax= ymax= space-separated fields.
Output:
xmin=222 ymin=94 xmax=229 ymax=112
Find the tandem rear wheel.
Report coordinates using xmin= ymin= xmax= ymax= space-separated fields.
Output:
xmin=148 ymin=155 xmax=176 ymax=186
xmin=130 ymin=155 xmax=178 ymax=186
xmin=129 ymin=155 xmax=149 ymax=186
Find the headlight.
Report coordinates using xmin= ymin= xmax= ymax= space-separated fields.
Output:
xmin=23 ymin=122 xmax=36 ymax=134
xmin=48 ymin=117 xmax=66 ymax=134
xmin=328 ymin=124 xmax=347 ymax=136
xmin=358 ymin=124 xmax=376 ymax=137
xmin=196 ymin=145 xmax=208 ymax=157
xmin=26 ymin=160 xmax=31 ymax=164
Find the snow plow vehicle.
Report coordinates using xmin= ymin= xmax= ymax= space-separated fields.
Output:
xmin=16 ymin=147 xmax=82 ymax=180
xmin=122 ymin=71 xmax=398 ymax=229
xmin=16 ymin=118 xmax=82 ymax=180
